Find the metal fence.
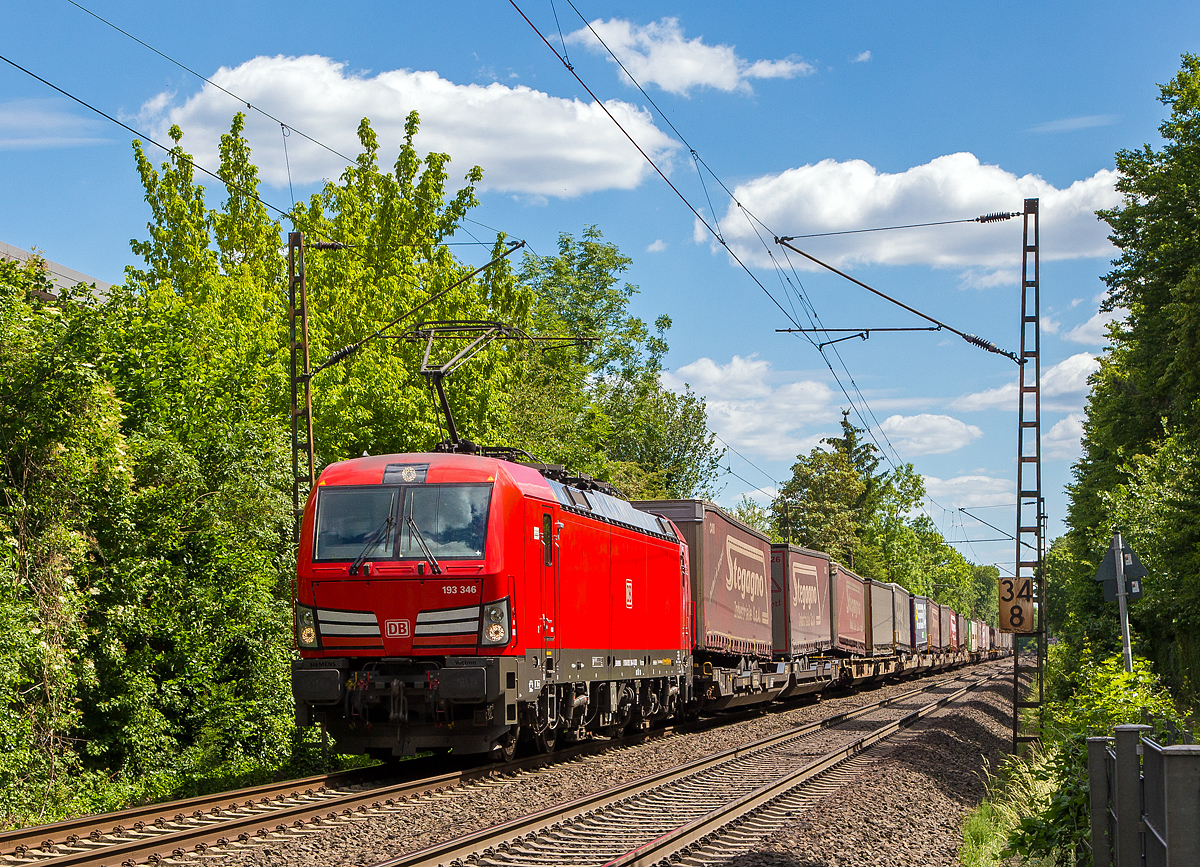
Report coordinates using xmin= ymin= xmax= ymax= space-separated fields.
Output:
xmin=1088 ymin=724 xmax=1200 ymax=866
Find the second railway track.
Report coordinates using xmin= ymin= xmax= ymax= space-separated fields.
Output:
xmin=376 ymin=664 xmax=1005 ymax=867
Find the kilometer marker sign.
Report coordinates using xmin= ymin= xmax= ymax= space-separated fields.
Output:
xmin=999 ymin=574 xmax=1035 ymax=633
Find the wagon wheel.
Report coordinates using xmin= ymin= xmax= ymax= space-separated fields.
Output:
xmin=494 ymin=726 xmax=519 ymax=762
xmin=534 ymin=724 xmax=558 ymax=753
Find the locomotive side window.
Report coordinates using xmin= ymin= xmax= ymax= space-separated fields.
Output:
xmin=542 ymin=514 xmax=553 ymax=566
xmin=314 ymin=487 xmax=397 ymax=561
xmin=398 ymin=484 xmax=492 ymax=559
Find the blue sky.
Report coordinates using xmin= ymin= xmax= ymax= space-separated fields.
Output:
xmin=3 ymin=1 xmax=1198 ymax=575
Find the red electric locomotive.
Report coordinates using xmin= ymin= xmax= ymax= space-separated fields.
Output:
xmin=291 ymin=452 xmax=691 ymax=759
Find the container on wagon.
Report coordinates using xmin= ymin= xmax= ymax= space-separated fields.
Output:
xmin=831 ymin=563 xmax=868 ymax=654
xmin=633 ymin=500 xmax=773 ymax=660
xmin=940 ymin=604 xmax=953 ymax=651
xmin=769 ymin=544 xmax=832 ymax=657
xmin=911 ymin=595 xmax=929 ymax=651
xmin=890 ymin=584 xmax=911 ymax=650
xmin=927 ymin=600 xmax=942 ymax=650
xmin=869 ymin=579 xmax=895 ymax=656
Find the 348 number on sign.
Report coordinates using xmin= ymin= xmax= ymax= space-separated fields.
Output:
xmin=999 ymin=576 xmax=1035 ymax=633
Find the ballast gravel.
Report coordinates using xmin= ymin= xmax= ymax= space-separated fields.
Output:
xmin=204 ymin=663 xmax=1008 ymax=867
xmin=724 ymin=673 xmax=1016 ymax=867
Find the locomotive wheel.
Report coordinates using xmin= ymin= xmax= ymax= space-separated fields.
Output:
xmin=534 ymin=726 xmax=558 ymax=753
xmin=494 ymin=727 xmax=519 ymax=762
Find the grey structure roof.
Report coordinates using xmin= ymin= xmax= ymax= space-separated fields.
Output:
xmin=1 ymin=240 xmax=114 ymax=297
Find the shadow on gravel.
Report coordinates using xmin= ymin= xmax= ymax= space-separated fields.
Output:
xmin=724 ymin=851 xmax=829 ymax=867
xmin=883 ymin=702 xmax=1013 ymax=806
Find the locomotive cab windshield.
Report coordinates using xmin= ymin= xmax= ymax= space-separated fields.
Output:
xmin=314 ymin=483 xmax=492 ymax=561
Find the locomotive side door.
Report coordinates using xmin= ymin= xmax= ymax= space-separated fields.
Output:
xmin=535 ymin=505 xmax=560 ymax=670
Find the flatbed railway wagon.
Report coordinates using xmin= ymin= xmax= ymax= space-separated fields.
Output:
xmin=292 ymin=453 xmax=691 ymax=759
xmin=866 ymin=579 xmax=902 ymax=679
xmin=634 ymin=500 xmax=782 ymax=709
xmin=769 ymin=543 xmax=839 ymax=698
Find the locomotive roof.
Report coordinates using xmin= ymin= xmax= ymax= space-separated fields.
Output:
xmin=316 ymin=452 xmax=556 ymax=498
xmin=314 ymin=453 xmax=673 ymax=539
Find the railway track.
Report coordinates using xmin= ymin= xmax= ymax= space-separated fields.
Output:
xmin=1 ymin=662 xmax=1000 ymax=867
xmin=0 ymin=722 xmax=693 ymax=867
xmin=373 ymin=664 xmax=1005 ymax=867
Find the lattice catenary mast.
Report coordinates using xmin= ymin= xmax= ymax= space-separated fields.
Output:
xmin=1007 ymin=198 xmax=1046 ymax=751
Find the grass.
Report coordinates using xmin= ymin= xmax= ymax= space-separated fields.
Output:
xmin=958 ymin=745 xmax=1060 ymax=867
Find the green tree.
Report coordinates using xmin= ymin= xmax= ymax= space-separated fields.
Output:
xmin=771 ymin=412 xmax=992 ymax=619
xmin=505 ymin=227 xmax=722 ymax=498
xmin=773 ymin=444 xmax=865 ymax=563
xmin=1056 ymin=55 xmax=1200 ymax=705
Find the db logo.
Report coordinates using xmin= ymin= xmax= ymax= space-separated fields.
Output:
xmin=625 ymin=578 xmax=633 ymax=609
xmin=384 ymin=620 xmax=410 ymax=638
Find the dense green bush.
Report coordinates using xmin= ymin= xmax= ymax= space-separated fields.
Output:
xmin=960 ymin=647 xmax=1183 ymax=867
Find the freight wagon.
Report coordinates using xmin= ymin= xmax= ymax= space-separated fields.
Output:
xmin=768 ymin=544 xmax=840 ymax=698
xmin=635 ymin=500 xmax=786 ymax=709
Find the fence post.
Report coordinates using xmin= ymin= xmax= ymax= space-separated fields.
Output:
xmin=1089 ymin=736 xmax=1113 ymax=866
xmin=1160 ymin=744 xmax=1200 ymax=866
xmin=1113 ymin=724 xmax=1151 ymax=867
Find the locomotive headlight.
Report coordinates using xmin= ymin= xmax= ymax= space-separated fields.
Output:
xmin=480 ymin=599 xmax=509 ymax=646
xmin=296 ymin=605 xmax=319 ymax=648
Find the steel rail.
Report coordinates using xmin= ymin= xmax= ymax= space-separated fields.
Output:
xmin=0 ymin=765 xmax=385 ymax=857
xmin=371 ymin=664 xmax=1001 ymax=867
xmin=2 ymin=715 xmax=713 ymax=867
xmin=1 ymin=693 xmax=805 ymax=865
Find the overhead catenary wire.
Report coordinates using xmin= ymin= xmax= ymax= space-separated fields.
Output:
xmin=550 ymin=2 xmax=998 ymax=505
xmin=0 ymin=51 xmax=543 ymax=382
xmin=557 ymin=0 xmax=1022 ymax=508
xmin=710 ymin=432 xmax=779 ymax=490
xmin=506 ymin=0 xmax=804 ymax=336
xmin=776 ymin=213 xmax=1020 ymax=240
xmin=0 ymin=52 xmax=302 ymax=226
xmin=774 ymin=237 xmax=1021 ymax=364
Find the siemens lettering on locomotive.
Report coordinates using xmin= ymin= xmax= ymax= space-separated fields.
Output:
xmin=290 ymin=452 xmax=1011 ymax=760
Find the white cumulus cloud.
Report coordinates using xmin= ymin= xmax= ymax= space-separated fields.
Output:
xmin=662 ymin=355 xmax=838 ymax=461
xmin=1044 ymin=413 xmax=1086 ymax=460
xmin=709 ymin=152 xmax=1120 ymax=275
xmin=878 ymin=414 xmax=982 ymax=455
xmin=646 ymin=239 xmax=667 ymax=253
xmin=950 ymin=352 xmax=1099 ymax=412
xmin=923 ymin=474 xmax=1015 ymax=509
xmin=566 ymin=18 xmax=813 ymax=96
xmin=851 ymin=51 xmax=872 ymax=63
xmin=142 ymin=54 xmax=678 ymax=196
xmin=1065 ymin=307 xmax=1126 ymax=344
